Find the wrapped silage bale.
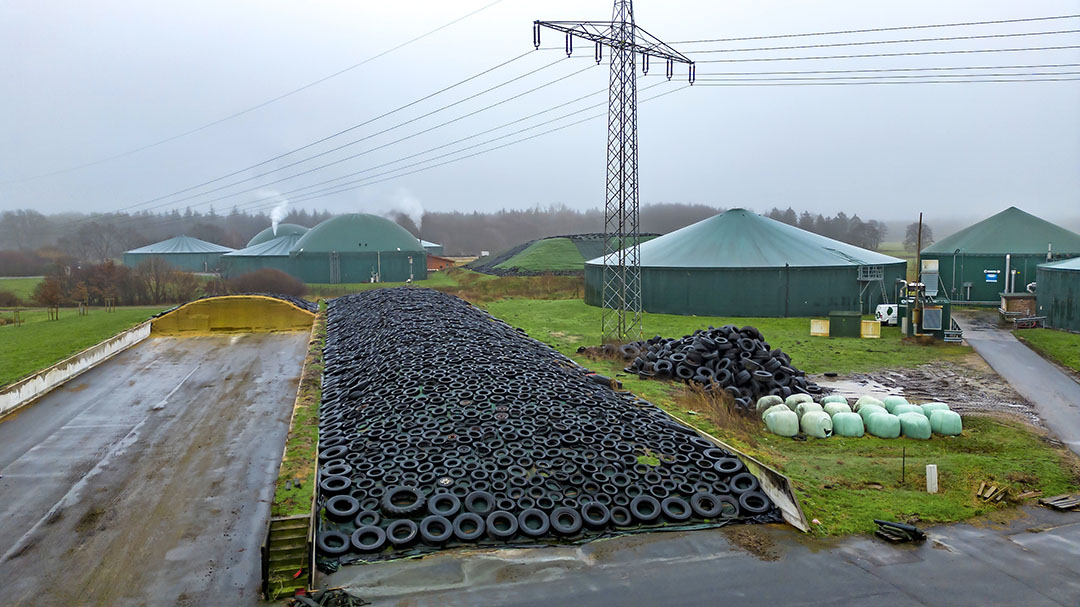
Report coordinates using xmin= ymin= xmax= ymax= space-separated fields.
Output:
xmin=857 ymin=404 xmax=887 ymax=424
xmin=832 ymin=412 xmax=865 ymax=437
xmin=795 ymin=401 xmax=824 ymax=420
xmin=801 ymin=410 xmax=833 ymax=438
xmin=823 ymin=402 xmax=853 ymax=417
xmin=882 ymin=395 xmax=909 ymax=413
xmin=930 ymin=410 xmax=963 ymax=436
xmin=786 ymin=393 xmax=814 ymax=410
xmin=899 ymin=412 xmax=932 ymax=439
xmin=892 ymin=404 xmax=925 ymax=417
xmin=756 ymin=395 xmax=784 ymax=413
xmin=855 ymin=395 xmax=885 ymax=411
xmin=866 ymin=412 xmax=901 ymax=438
xmin=821 ymin=395 xmax=848 ymax=405
xmin=921 ymin=402 xmax=951 ymax=420
xmin=766 ymin=410 xmax=800 ymax=437
xmin=762 ymin=404 xmax=790 ymax=422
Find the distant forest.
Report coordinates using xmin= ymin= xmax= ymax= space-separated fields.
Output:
xmin=0 ymin=203 xmax=895 ymax=273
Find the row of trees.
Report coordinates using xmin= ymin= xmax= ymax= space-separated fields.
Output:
xmin=764 ymin=208 xmax=887 ymax=251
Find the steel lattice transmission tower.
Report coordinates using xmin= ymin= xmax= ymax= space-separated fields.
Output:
xmin=535 ymin=1 xmax=693 ymax=342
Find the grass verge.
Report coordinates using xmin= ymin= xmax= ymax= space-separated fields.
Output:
xmin=1015 ymin=328 xmax=1080 ymax=374
xmin=484 ymin=298 xmax=969 ymax=375
xmin=485 ymin=298 xmax=1079 ymax=536
xmin=271 ymin=306 xmax=326 ymax=517
xmin=0 ymin=306 xmax=165 ymax=388
xmin=0 ymin=276 xmax=43 ymax=302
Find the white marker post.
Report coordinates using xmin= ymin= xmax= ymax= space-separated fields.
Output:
xmin=926 ymin=464 xmax=939 ymax=494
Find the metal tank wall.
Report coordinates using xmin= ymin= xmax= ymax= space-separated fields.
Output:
xmin=923 ymin=252 xmax=1050 ymax=303
xmin=290 ymin=251 xmax=428 ymax=284
xmin=1037 ymin=265 xmax=1080 ymax=332
xmin=122 ymin=252 xmax=226 ymax=273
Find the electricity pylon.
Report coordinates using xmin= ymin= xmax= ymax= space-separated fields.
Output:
xmin=535 ymin=1 xmax=693 ymax=342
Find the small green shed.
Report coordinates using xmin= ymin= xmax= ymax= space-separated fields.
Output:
xmin=922 ymin=207 xmax=1080 ymax=303
xmin=1037 ymin=256 xmax=1080 ymax=332
xmin=122 ymin=235 xmax=234 ymax=272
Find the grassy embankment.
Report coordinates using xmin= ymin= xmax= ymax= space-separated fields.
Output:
xmin=879 ymin=241 xmax=917 ymax=281
xmin=0 ymin=306 xmax=165 ymax=388
xmin=271 ymin=306 xmax=326 ymax=517
xmin=1015 ymin=328 xmax=1080 ymax=375
xmin=308 ymin=267 xmax=583 ymax=303
xmin=0 ymin=276 xmax=43 ymax=302
xmin=485 ymin=298 xmax=1078 ymax=535
xmin=495 ymin=238 xmax=584 ymax=272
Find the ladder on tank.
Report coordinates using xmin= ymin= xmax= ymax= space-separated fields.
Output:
xmin=858 ymin=265 xmax=888 ymax=313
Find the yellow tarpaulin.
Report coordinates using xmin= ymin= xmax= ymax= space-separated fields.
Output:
xmin=151 ymin=296 xmax=314 ymax=335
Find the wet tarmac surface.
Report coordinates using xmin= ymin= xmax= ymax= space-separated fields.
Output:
xmin=0 ymin=334 xmax=308 ymax=606
xmin=325 ymin=507 xmax=1080 ymax=606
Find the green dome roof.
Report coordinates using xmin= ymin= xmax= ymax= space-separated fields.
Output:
xmin=1040 ymin=256 xmax=1080 ymax=272
xmin=290 ymin=214 xmax=423 ymax=254
xmin=247 ymin=223 xmax=309 ymax=247
xmin=125 ymin=235 xmax=234 ymax=254
xmin=587 ymin=209 xmax=904 ymax=269
xmin=923 ymin=207 xmax=1080 ymax=256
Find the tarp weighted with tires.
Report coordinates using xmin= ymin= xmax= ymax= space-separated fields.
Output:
xmin=585 ymin=209 xmax=906 ymax=317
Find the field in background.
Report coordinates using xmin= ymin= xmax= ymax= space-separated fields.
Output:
xmin=879 ymin=241 xmax=916 ymax=281
xmin=483 ymin=299 xmax=1078 ymax=535
xmin=1016 ymin=328 xmax=1080 ymax=374
xmin=0 ymin=306 xmax=165 ymax=387
xmin=0 ymin=276 xmax=43 ymax=302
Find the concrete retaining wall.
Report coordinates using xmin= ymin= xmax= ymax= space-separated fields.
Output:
xmin=0 ymin=321 xmax=151 ymax=419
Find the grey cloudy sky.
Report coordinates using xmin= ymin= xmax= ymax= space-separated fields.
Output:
xmin=1 ymin=0 xmax=1078 ymax=226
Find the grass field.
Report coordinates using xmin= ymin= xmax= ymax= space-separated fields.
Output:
xmin=484 ymin=298 xmax=1077 ymax=535
xmin=879 ymin=241 xmax=916 ymax=281
xmin=1016 ymin=328 xmax=1080 ymax=374
xmin=485 ymin=298 xmax=970 ymax=375
xmin=305 ymin=269 xmax=466 ymax=298
xmin=495 ymin=238 xmax=584 ymax=272
xmin=0 ymin=306 xmax=164 ymax=387
xmin=308 ymin=268 xmax=582 ymax=304
xmin=0 ymin=276 xmax=43 ymax=303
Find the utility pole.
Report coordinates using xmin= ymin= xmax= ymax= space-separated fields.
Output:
xmin=535 ymin=1 xmax=693 ymax=342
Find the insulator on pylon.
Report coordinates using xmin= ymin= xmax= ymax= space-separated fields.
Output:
xmin=566 ymin=33 xmax=573 ymax=57
xmin=533 ymin=22 xmax=541 ymax=49
xmin=642 ymin=53 xmax=649 ymax=74
xmin=665 ymin=59 xmax=673 ymax=80
xmin=689 ymin=63 xmax=696 ymax=85
xmin=595 ymin=41 xmax=602 ymax=64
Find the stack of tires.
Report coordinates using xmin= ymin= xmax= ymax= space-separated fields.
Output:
xmin=758 ymin=393 xmax=961 ymax=440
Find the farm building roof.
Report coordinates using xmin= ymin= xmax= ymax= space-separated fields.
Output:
xmin=587 ymin=209 xmax=903 ymax=269
xmin=1039 ymin=256 xmax=1080 ymax=271
xmin=247 ymin=224 xmax=309 ymax=247
xmin=223 ymin=233 xmax=303 ymax=257
xmin=923 ymin=207 xmax=1080 ymax=256
xmin=125 ymin=235 xmax=234 ymax=255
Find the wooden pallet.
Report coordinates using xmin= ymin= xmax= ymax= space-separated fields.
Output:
xmin=1039 ymin=494 xmax=1080 ymax=511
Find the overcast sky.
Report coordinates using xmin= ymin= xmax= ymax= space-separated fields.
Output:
xmin=1 ymin=0 xmax=1078 ymax=227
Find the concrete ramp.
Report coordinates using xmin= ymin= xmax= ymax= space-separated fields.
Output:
xmin=151 ymin=295 xmax=314 ymax=335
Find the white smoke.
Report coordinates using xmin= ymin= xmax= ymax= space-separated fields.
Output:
xmin=386 ymin=188 xmax=424 ymax=231
xmin=260 ymin=190 xmax=289 ymax=235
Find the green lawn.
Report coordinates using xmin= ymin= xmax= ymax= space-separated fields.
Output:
xmin=484 ymin=298 xmax=1077 ymax=535
xmin=0 ymin=276 xmax=43 ymax=303
xmin=495 ymin=238 xmax=584 ymax=272
xmin=0 ymin=306 xmax=164 ymax=387
xmin=1016 ymin=328 xmax=1080 ymax=374
xmin=484 ymin=298 xmax=969 ymax=375
xmin=305 ymin=269 xmax=472 ymax=298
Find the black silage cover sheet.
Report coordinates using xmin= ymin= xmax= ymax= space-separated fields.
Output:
xmin=315 ymin=288 xmax=780 ymax=567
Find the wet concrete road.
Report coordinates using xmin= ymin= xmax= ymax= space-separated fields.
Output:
xmin=0 ymin=333 xmax=308 ymax=606
xmin=326 ymin=508 xmax=1080 ymax=606
xmin=954 ymin=312 xmax=1080 ymax=456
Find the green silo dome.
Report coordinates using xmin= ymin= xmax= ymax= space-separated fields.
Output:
xmin=290 ymin=214 xmax=423 ymax=254
xmin=247 ymin=223 xmax=309 ymax=247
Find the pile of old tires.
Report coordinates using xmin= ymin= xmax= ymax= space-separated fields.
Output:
xmin=315 ymin=288 xmax=778 ymax=564
xmin=759 ymin=393 xmax=962 ymax=439
xmin=612 ymin=327 xmax=822 ymax=410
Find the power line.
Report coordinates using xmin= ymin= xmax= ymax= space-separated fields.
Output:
xmin=119 ymin=62 xmax=599 ymax=219
xmin=113 ymin=60 xmax=596 ymax=220
xmin=0 ymin=0 xmax=508 ymax=185
xmin=92 ymin=50 xmax=552 ymax=219
xmin=696 ymin=70 xmax=1080 ymax=82
xmin=685 ymin=28 xmax=1080 ymax=54
xmin=695 ymin=45 xmax=1080 ymax=63
xmin=682 ymin=63 xmax=1080 ymax=76
xmin=695 ymin=76 xmax=1080 ymax=86
xmin=673 ymin=14 xmax=1080 ymax=44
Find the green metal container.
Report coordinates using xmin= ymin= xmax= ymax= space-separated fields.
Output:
xmin=1037 ymin=257 xmax=1080 ymax=332
xmin=829 ymin=311 xmax=862 ymax=338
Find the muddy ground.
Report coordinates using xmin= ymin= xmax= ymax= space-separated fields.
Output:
xmin=816 ymin=353 xmax=1040 ymax=425
xmin=0 ymin=333 xmax=308 ymax=606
